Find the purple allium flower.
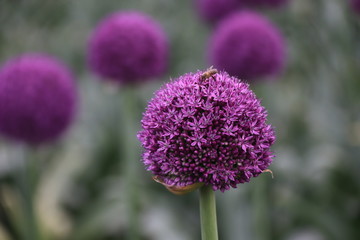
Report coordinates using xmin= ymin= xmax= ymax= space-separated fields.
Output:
xmin=195 ymin=0 xmax=242 ymax=24
xmin=87 ymin=11 xmax=169 ymax=84
xmin=138 ymin=69 xmax=275 ymax=192
xmin=0 ymin=54 xmax=77 ymax=144
xmin=351 ymin=0 xmax=360 ymax=13
xmin=209 ymin=11 xmax=286 ymax=81
xmin=242 ymin=0 xmax=288 ymax=8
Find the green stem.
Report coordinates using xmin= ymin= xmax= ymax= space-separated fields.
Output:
xmin=199 ymin=185 xmax=218 ymax=240
xmin=120 ymin=86 xmax=140 ymax=240
xmin=253 ymin=176 xmax=269 ymax=240
xmin=18 ymin=147 xmax=41 ymax=240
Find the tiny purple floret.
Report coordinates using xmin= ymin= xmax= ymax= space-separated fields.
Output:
xmin=0 ymin=54 xmax=77 ymax=144
xmin=138 ymin=70 xmax=276 ymax=192
xmin=88 ymin=11 xmax=169 ymax=84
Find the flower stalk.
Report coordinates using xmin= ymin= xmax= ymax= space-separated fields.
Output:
xmin=121 ymin=86 xmax=140 ymax=240
xmin=199 ymin=185 xmax=218 ymax=240
xmin=17 ymin=147 xmax=41 ymax=240
xmin=253 ymin=175 xmax=270 ymax=240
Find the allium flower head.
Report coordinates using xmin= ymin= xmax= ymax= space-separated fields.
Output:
xmin=88 ymin=11 xmax=169 ymax=84
xmin=209 ymin=11 xmax=286 ymax=81
xmin=195 ymin=0 xmax=241 ymax=24
xmin=0 ymin=54 xmax=77 ymax=144
xmin=138 ymin=69 xmax=276 ymax=192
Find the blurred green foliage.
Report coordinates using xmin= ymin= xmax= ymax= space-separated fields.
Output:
xmin=0 ymin=0 xmax=359 ymax=239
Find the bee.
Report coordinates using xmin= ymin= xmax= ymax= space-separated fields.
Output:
xmin=200 ymin=66 xmax=218 ymax=81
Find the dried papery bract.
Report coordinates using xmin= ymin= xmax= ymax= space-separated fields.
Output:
xmin=153 ymin=176 xmax=204 ymax=195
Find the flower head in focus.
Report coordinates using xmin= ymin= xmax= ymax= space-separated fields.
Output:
xmin=88 ymin=11 xmax=169 ymax=84
xmin=0 ymin=54 xmax=77 ymax=144
xmin=138 ymin=69 xmax=275 ymax=192
xmin=209 ymin=11 xmax=286 ymax=81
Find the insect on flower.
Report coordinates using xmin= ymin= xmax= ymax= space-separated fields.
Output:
xmin=200 ymin=66 xmax=218 ymax=81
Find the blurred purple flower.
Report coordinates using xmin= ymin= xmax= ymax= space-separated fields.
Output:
xmin=0 ymin=54 xmax=77 ymax=144
xmin=242 ymin=0 xmax=289 ymax=8
xmin=138 ymin=70 xmax=275 ymax=192
xmin=351 ymin=0 xmax=360 ymax=13
xmin=209 ymin=11 xmax=286 ymax=81
xmin=88 ymin=11 xmax=169 ymax=84
xmin=195 ymin=0 xmax=241 ymax=24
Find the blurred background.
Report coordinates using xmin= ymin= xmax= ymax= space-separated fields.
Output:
xmin=0 ymin=0 xmax=359 ymax=239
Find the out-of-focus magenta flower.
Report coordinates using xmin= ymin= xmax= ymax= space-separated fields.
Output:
xmin=351 ymin=0 xmax=360 ymax=13
xmin=242 ymin=0 xmax=288 ymax=8
xmin=0 ymin=54 xmax=77 ymax=144
xmin=195 ymin=0 xmax=289 ymax=25
xmin=209 ymin=11 xmax=286 ymax=81
xmin=138 ymin=69 xmax=275 ymax=192
xmin=88 ymin=11 xmax=169 ymax=84
xmin=195 ymin=0 xmax=242 ymax=24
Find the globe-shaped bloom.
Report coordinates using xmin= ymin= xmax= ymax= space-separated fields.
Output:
xmin=87 ymin=11 xmax=169 ymax=84
xmin=195 ymin=0 xmax=242 ymax=24
xmin=242 ymin=0 xmax=288 ymax=8
xmin=209 ymin=11 xmax=286 ymax=81
xmin=138 ymin=69 xmax=275 ymax=192
xmin=0 ymin=54 xmax=77 ymax=144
